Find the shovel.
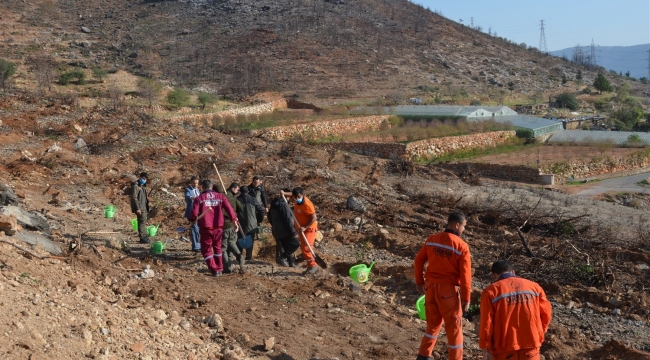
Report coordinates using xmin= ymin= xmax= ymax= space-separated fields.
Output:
xmin=176 ymin=208 xmax=211 ymax=233
xmin=281 ymin=194 xmax=328 ymax=269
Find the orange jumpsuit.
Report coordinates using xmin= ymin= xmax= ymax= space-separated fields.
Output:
xmin=414 ymin=229 xmax=472 ymax=360
xmin=479 ymin=274 xmax=552 ymax=360
xmin=293 ymin=196 xmax=318 ymax=269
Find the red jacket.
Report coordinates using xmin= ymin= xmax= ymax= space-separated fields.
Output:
xmin=479 ymin=274 xmax=552 ymax=355
xmin=190 ymin=190 xmax=237 ymax=229
xmin=414 ymin=229 xmax=472 ymax=302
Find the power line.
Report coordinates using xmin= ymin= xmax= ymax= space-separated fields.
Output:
xmin=539 ymin=20 xmax=548 ymax=54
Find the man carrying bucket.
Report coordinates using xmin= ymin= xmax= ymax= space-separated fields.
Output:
xmin=414 ymin=211 xmax=472 ymax=360
xmin=281 ymin=187 xmax=319 ymax=275
xmin=190 ymin=179 xmax=239 ymax=277
xmin=236 ymin=186 xmax=265 ymax=261
xmin=184 ymin=176 xmax=201 ymax=253
xmin=130 ymin=172 xmax=151 ymax=244
xmin=479 ymin=260 xmax=552 ymax=360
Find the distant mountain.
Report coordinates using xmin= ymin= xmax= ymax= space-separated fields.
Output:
xmin=549 ymin=44 xmax=649 ymax=79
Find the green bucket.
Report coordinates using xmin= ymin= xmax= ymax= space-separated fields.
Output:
xmin=349 ymin=262 xmax=375 ymax=284
xmin=104 ymin=205 xmax=116 ymax=218
xmin=131 ymin=218 xmax=138 ymax=231
xmin=146 ymin=225 xmax=160 ymax=237
xmin=416 ymin=295 xmax=426 ymax=320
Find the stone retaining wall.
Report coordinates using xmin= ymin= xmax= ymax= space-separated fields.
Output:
xmin=540 ymin=151 xmax=650 ymax=181
xmin=165 ymin=99 xmax=288 ymax=127
xmin=331 ymin=142 xmax=407 ymax=159
xmin=406 ymin=131 xmax=516 ymax=159
xmin=329 ymin=131 xmax=516 ymax=160
xmin=259 ymin=115 xmax=389 ymax=140
xmin=437 ymin=163 xmax=541 ymax=183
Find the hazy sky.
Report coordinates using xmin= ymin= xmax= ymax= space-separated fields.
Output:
xmin=413 ymin=0 xmax=650 ymax=51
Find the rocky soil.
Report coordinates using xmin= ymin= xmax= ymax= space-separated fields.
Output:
xmin=0 ymin=96 xmax=650 ymax=360
xmin=0 ymin=0 xmax=644 ymax=101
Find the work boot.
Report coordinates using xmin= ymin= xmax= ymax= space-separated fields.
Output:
xmin=415 ymin=356 xmax=433 ymax=360
xmin=276 ymin=254 xmax=289 ymax=267
xmin=213 ymin=271 xmax=222 ymax=277
xmin=139 ymin=237 xmax=151 ymax=244
xmin=285 ymin=253 xmax=298 ymax=268
xmin=304 ymin=265 xmax=319 ymax=275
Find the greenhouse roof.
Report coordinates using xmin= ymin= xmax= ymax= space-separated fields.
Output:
xmin=473 ymin=115 xmax=561 ymax=131
xmin=548 ymin=130 xmax=650 ymax=146
xmin=388 ymin=105 xmax=517 ymax=118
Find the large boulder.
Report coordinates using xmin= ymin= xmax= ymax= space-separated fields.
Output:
xmin=0 ymin=214 xmax=18 ymax=235
xmin=74 ymin=137 xmax=89 ymax=154
xmin=0 ymin=184 xmax=19 ymax=206
xmin=12 ymin=231 xmax=62 ymax=255
xmin=346 ymin=195 xmax=366 ymax=213
xmin=0 ymin=206 xmax=51 ymax=235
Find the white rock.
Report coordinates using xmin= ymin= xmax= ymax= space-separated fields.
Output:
xmin=206 ymin=314 xmax=223 ymax=331
xmin=153 ymin=309 xmax=168 ymax=321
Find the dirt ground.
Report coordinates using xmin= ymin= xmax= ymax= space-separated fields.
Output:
xmin=468 ymin=145 xmax=639 ymax=166
xmin=1 ymin=95 xmax=650 ymax=360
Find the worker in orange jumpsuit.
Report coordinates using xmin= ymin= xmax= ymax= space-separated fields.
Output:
xmin=479 ymin=260 xmax=552 ymax=360
xmin=414 ymin=211 xmax=472 ymax=360
xmin=282 ymin=187 xmax=319 ymax=275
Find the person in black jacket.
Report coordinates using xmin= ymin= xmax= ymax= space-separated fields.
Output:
xmin=130 ymin=172 xmax=151 ymax=244
xmin=249 ymin=176 xmax=268 ymax=210
xmin=237 ymin=186 xmax=265 ymax=260
xmin=268 ymin=192 xmax=301 ymax=267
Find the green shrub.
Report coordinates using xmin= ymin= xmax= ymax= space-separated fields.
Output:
xmin=92 ymin=67 xmax=108 ymax=83
xmin=515 ymin=128 xmax=534 ymax=139
xmin=0 ymin=58 xmax=17 ymax=91
xmin=555 ymin=92 xmax=579 ymax=110
xmin=59 ymin=69 xmax=86 ymax=85
xmin=167 ymin=87 xmax=190 ymax=107
xmin=470 ymin=99 xmax=481 ymax=106
xmin=388 ymin=115 xmax=404 ymax=127
xmin=197 ymin=92 xmax=216 ymax=108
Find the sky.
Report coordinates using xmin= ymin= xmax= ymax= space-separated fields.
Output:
xmin=413 ymin=0 xmax=650 ymax=51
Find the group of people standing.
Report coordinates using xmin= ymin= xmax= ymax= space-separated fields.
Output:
xmin=414 ymin=211 xmax=552 ymax=360
xmin=131 ymin=172 xmax=319 ymax=276
xmin=182 ymin=176 xmax=320 ymax=276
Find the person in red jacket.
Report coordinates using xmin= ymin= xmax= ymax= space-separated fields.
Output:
xmin=414 ymin=211 xmax=471 ymax=360
xmin=190 ymin=179 xmax=239 ymax=277
xmin=479 ymin=260 xmax=552 ymax=360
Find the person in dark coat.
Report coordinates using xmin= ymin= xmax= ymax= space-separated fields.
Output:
xmin=268 ymin=191 xmax=300 ymax=267
xmin=184 ymin=176 xmax=201 ymax=252
xmin=249 ymin=176 xmax=268 ymax=210
xmin=214 ymin=182 xmax=245 ymax=273
xmin=237 ymin=186 xmax=265 ymax=260
xmin=130 ymin=172 xmax=151 ymax=244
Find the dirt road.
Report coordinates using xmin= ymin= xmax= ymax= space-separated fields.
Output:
xmin=574 ymin=172 xmax=650 ymax=196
